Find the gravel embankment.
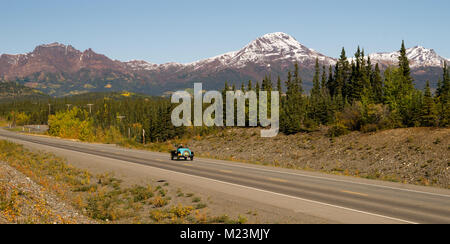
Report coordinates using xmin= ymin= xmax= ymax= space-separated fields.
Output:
xmin=0 ymin=161 xmax=95 ymax=224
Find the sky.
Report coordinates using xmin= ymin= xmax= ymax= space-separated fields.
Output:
xmin=0 ymin=0 xmax=449 ymax=64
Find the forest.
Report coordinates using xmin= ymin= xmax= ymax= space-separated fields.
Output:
xmin=0 ymin=41 xmax=448 ymax=144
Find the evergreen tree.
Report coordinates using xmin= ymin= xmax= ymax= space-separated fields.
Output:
xmin=321 ymin=65 xmax=327 ymax=94
xmin=247 ymin=80 xmax=253 ymax=91
xmin=276 ymin=76 xmax=282 ymax=93
xmin=437 ymin=62 xmax=450 ymax=126
xmin=326 ymin=65 xmax=335 ymax=96
xmin=421 ymin=81 xmax=437 ymax=126
xmin=335 ymin=48 xmax=350 ymax=99
xmin=399 ymin=40 xmax=413 ymax=87
xmin=280 ymin=68 xmax=305 ymax=134
xmin=293 ymin=63 xmax=303 ymax=94
xmin=372 ymin=63 xmax=383 ymax=103
xmin=311 ymin=58 xmax=321 ymax=98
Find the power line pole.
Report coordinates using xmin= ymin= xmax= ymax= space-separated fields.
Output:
xmin=142 ymin=129 xmax=145 ymax=144
xmin=87 ymin=104 xmax=94 ymax=114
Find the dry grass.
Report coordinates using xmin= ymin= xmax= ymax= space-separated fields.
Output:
xmin=0 ymin=140 xmax=246 ymax=224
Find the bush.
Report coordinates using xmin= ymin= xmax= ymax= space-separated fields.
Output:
xmin=336 ymin=102 xmax=393 ymax=133
xmin=337 ymin=102 xmax=364 ymax=130
xmin=48 ymin=107 xmax=95 ymax=141
xmin=327 ymin=123 xmax=349 ymax=137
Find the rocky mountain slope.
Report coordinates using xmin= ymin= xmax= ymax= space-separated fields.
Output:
xmin=0 ymin=33 xmax=448 ymax=96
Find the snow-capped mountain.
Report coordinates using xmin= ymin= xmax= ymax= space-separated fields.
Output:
xmin=0 ymin=33 xmax=448 ymax=96
xmin=126 ymin=32 xmax=336 ymax=72
xmin=367 ymin=46 xmax=448 ymax=68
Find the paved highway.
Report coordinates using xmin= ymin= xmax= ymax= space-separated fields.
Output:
xmin=0 ymin=128 xmax=449 ymax=224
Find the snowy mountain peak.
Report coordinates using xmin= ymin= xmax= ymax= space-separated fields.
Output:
xmin=226 ymin=32 xmax=336 ymax=68
xmin=368 ymin=46 xmax=448 ymax=68
xmin=125 ymin=60 xmax=158 ymax=71
xmin=242 ymin=32 xmax=306 ymax=54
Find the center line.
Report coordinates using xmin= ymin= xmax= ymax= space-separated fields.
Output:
xmin=341 ymin=190 xmax=369 ymax=197
xmin=268 ymin=177 xmax=288 ymax=183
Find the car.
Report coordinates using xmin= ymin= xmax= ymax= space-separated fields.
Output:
xmin=171 ymin=146 xmax=194 ymax=161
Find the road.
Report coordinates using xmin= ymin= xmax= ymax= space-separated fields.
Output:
xmin=1 ymin=128 xmax=449 ymax=224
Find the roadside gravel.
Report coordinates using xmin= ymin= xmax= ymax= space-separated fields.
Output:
xmin=0 ymin=161 xmax=95 ymax=224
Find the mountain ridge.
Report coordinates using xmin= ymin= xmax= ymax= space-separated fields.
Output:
xmin=0 ymin=32 xmax=448 ymax=96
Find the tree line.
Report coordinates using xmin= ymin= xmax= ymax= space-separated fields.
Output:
xmin=0 ymin=41 xmax=448 ymax=143
xmin=0 ymin=93 xmax=185 ymax=143
xmin=221 ymin=41 xmax=449 ymax=135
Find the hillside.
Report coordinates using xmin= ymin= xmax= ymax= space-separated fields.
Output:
xmin=0 ymin=82 xmax=50 ymax=102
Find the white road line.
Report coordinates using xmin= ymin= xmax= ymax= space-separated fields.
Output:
xmin=1 ymin=134 xmax=419 ymax=224
xmin=195 ymin=159 xmax=450 ymax=198
xmin=130 ymin=161 xmax=419 ymax=224
xmin=8 ymin=133 xmax=450 ymax=198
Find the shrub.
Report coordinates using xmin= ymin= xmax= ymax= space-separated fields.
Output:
xmin=336 ymin=102 xmax=392 ymax=133
xmin=327 ymin=123 xmax=349 ymax=137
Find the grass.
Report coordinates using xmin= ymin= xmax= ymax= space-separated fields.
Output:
xmin=0 ymin=140 xmax=248 ymax=224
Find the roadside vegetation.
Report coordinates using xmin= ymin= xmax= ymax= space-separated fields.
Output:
xmin=0 ymin=140 xmax=247 ymax=224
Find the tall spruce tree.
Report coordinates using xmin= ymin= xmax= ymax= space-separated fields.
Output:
xmin=421 ymin=81 xmax=437 ymax=126
xmin=293 ymin=63 xmax=303 ymax=94
xmin=399 ymin=40 xmax=414 ymax=87
xmin=372 ymin=63 xmax=383 ymax=103
xmin=311 ymin=58 xmax=321 ymax=98
xmin=335 ymin=47 xmax=350 ymax=99
xmin=281 ymin=68 xmax=305 ymax=134
xmin=321 ymin=65 xmax=327 ymax=95
xmin=276 ymin=76 xmax=282 ymax=93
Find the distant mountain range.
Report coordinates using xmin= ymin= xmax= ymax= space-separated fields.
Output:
xmin=0 ymin=32 xmax=448 ymax=97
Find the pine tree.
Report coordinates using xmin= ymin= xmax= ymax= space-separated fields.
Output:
xmin=293 ymin=63 xmax=303 ymax=94
xmin=280 ymin=68 xmax=305 ymax=134
xmin=327 ymin=65 xmax=335 ymax=96
xmin=335 ymin=48 xmax=350 ymax=99
xmin=247 ymin=80 xmax=252 ymax=91
xmin=321 ymin=65 xmax=327 ymax=95
xmin=255 ymin=82 xmax=260 ymax=97
xmin=437 ymin=62 xmax=450 ymax=126
xmin=399 ymin=40 xmax=413 ymax=87
xmin=311 ymin=58 xmax=321 ymax=98
xmin=372 ymin=63 xmax=383 ymax=103
xmin=421 ymin=81 xmax=437 ymax=126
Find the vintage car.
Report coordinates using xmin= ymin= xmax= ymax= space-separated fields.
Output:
xmin=171 ymin=146 xmax=194 ymax=161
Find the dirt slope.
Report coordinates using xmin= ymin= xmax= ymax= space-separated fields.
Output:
xmin=189 ymin=127 xmax=449 ymax=188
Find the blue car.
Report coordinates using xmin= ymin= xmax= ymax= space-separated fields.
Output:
xmin=171 ymin=146 xmax=194 ymax=161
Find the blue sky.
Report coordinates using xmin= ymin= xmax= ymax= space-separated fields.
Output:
xmin=1 ymin=0 xmax=449 ymax=64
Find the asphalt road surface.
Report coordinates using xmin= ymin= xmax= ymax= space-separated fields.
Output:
xmin=1 ymin=128 xmax=449 ymax=224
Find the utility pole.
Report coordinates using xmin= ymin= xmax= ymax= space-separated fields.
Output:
xmin=87 ymin=104 xmax=94 ymax=114
xmin=142 ymin=129 xmax=145 ymax=144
